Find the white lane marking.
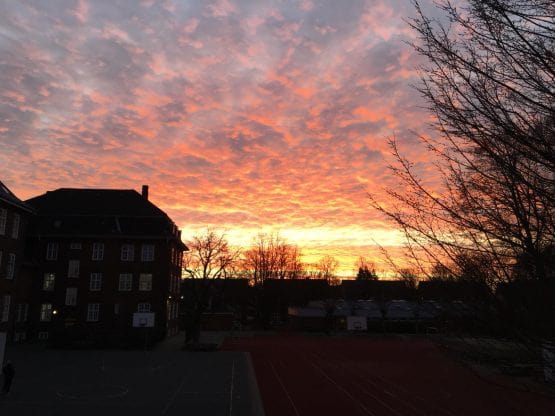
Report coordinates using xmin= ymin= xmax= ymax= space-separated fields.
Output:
xmin=269 ymin=361 xmax=301 ymax=416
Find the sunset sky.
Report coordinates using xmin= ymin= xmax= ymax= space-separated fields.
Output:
xmin=0 ymin=0 xmax=446 ymax=276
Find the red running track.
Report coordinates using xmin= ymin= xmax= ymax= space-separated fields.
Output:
xmin=222 ymin=335 xmax=555 ymax=416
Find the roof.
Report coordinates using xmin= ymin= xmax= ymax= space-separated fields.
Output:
xmin=25 ymin=188 xmax=185 ymax=245
xmin=0 ymin=180 xmax=33 ymax=213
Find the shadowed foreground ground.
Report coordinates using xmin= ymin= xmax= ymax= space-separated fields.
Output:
xmin=0 ymin=346 xmax=262 ymax=416
xmin=222 ymin=334 xmax=555 ymax=416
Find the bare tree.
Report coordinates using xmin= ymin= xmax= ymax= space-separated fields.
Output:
xmin=370 ymin=1 xmax=555 ymax=285
xmin=182 ymin=230 xmax=239 ymax=344
xmin=316 ymin=255 xmax=340 ymax=285
xmin=399 ymin=268 xmax=419 ymax=291
xmin=242 ymin=233 xmax=305 ymax=285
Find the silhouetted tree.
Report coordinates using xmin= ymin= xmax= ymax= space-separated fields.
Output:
xmin=370 ymin=0 xmax=555 ymax=285
xmin=182 ymin=230 xmax=239 ymax=344
xmin=399 ymin=268 xmax=419 ymax=290
xmin=355 ymin=256 xmax=378 ymax=280
xmin=242 ymin=233 xmax=304 ymax=285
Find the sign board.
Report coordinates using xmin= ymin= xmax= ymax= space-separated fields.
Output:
xmin=347 ymin=316 xmax=367 ymax=331
xmin=132 ymin=312 xmax=155 ymax=328
xmin=0 ymin=332 xmax=6 ymax=365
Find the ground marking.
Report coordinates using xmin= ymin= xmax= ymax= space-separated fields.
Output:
xmin=308 ymin=357 xmax=377 ymax=416
xmin=229 ymin=360 xmax=235 ymax=416
xmin=161 ymin=374 xmax=189 ymax=415
xmin=269 ymin=361 xmax=301 ymax=416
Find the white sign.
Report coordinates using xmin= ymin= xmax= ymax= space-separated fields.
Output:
xmin=0 ymin=332 xmax=6 ymax=365
xmin=132 ymin=312 xmax=155 ymax=328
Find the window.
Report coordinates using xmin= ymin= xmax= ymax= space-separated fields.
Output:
xmin=89 ymin=273 xmax=102 ymax=291
xmin=43 ymin=273 xmax=55 ymax=291
xmin=139 ymin=273 xmax=152 ymax=291
xmin=86 ymin=303 xmax=100 ymax=322
xmin=137 ymin=303 xmax=151 ymax=312
xmin=6 ymin=253 xmax=15 ymax=279
xmin=46 ymin=242 xmax=59 ymax=260
xmin=1 ymin=295 xmax=10 ymax=322
xmin=141 ymin=244 xmax=155 ymax=261
xmin=40 ymin=303 xmax=53 ymax=322
xmin=65 ymin=288 xmax=78 ymax=306
xmin=11 ymin=213 xmax=20 ymax=239
xmin=114 ymin=303 xmax=120 ymax=315
xmin=92 ymin=243 xmax=104 ymax=261
xmin=0 ymin=208 xmax=6 ymax=235
xmin=67 ymin=260 xmax=80 ymax=278
xmin=70 ymin=242 xmax=82 ymax=249
xmin=38 ymin=331 xmax=49 ymax=340
xmin=16 ymin=304 xmax=28 ymax=322
xmin=118 ymin=273 xmax=133 ymax=291
xmin=121 ymin=244 xmax=135 ymax=261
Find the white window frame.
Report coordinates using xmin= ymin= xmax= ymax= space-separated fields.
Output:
xmin=86 ymin=303 xmax=100 ymax=322
xmin=0 ymin=208 xmax=6 ymax=235
xmin=121 ymin=244 xmax=135 ymax=261
xmin=118 ymin=273 xmax=133 ymax=291
xmin=11 ymin=213 xmax=20 ymax=239
xmin=137 ymin=303 xmax=151 ymax=313
xmin=40 ymin=303 xmax=53 ymax=322
xmin=141 ymin=244 xmax=155 ymax=261
xmin=67 ymin=260 xmax=80 ymax=278
xmin=6 ymin=253 xmax=15 ymax=279
xmin=43 ymin=273 xmax=56 ymax=291
xmin=65 ymin=287 xmax=78 ymax=306
xmin=92 ymin=243 xmax=104 ymax=261
xmin=46 ymin=242 xmax=59 ymax=261
xmin=89 ymin=273 xmax=102 ymax=291
xmin=139 ymin=273 xmax=153 ymax=291
xmin=1 ymin=295 xmax=10 ymax=322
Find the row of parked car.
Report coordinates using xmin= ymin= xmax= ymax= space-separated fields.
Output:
xmin=299 ymin=299 xmax=481 ymax=321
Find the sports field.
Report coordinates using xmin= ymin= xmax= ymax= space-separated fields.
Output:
xmin=223 ymin=335 xmax=555 ymax=416
xmin=0 ymin=347 xmax=263 ymax=416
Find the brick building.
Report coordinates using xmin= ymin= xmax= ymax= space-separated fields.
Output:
xmin=24 ymin=185 xmax=186 ymax=346
xmin=0 ymin=181 xmax=34 ymax=342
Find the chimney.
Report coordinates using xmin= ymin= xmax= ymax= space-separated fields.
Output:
xmin=141 ymin=185 xmax=149 ymax=200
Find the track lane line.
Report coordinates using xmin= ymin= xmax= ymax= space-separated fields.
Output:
xmin=269 ymin=361 xmax=301 ymax=416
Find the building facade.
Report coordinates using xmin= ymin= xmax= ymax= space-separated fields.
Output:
xmin=25 ymin=185 xmax=186 ymax=346
xmin=0 ymin=181 xmax=34 ymax=342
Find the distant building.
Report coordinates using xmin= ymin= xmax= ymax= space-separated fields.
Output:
xmin=0 ymin=181 xmax=34 ymax=342
xmin=24 ymin=185 xmax=187 ymax=346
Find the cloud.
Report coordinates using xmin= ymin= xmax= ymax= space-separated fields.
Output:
xmin=0 ymin=0 xmax=439 ymax=274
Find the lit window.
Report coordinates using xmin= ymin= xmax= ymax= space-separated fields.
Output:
xmin=92 ymin=243 xmax=104 ymax=261
xmin=65 ymin=288 xmax=78 ymax=306
xmin=46 ymin=242 xmax=59 ymax=260
xmin=11 ymin=213 xmax=20 ymax=239
xmin=43 ymin=273 xmax=55 ymax=291
xmin=68 ymin=260 xmax=80 ymax=278
xmin=121 ymin=244 xmax=135 ymax=261
xmin=86 ymin=303 xmax=100 ymax=322
xmin=118 ymin=273 xmax=133 ymax=291
xmin=141 ymin=244 xmax=155 ymax=261
xmin=139 ymin=273 xmax=153 ymax=291
xmin=1 ymin=295 xmax=10 ymax=322
xmin=137 ymin=303 xmax=151 ymax=313
xmin=89 ymin=273 xmax=102 ymax=291
xmin=0 ymin=209 xmax=6 ymax=235
xmin=40 ymin=303 xmax=53 ymax=322
xmin=6 ymin=253 xmax=15 ymax=279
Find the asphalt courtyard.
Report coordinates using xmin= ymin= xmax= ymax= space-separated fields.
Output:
xmin=223 ymin=334 xmax=555 ymax=416
xmin=0 ymin=346 xmax=263 ymax=416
